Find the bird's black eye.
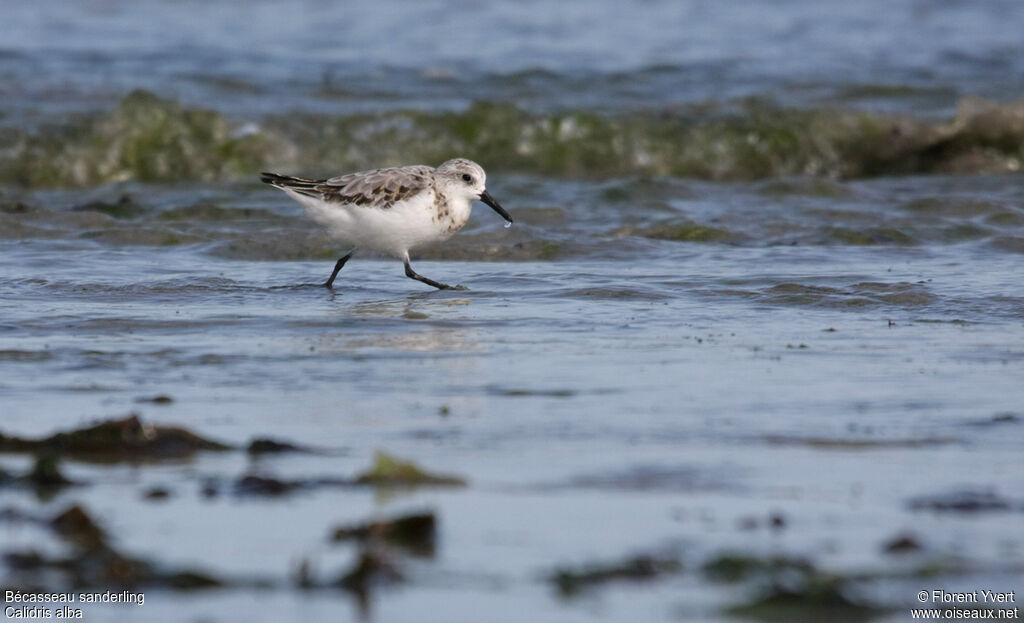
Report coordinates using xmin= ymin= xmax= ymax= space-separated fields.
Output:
xmin=462 ymin=174 xmax=473 ymax=183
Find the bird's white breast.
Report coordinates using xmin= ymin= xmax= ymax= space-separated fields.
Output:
xmin=288 ymin=188 xmax=469 ymax=257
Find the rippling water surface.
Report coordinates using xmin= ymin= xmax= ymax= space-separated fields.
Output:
xmin=1 ymin=2 xmax=1023 ymax=622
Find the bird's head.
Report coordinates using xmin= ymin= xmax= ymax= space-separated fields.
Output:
xmin=436 ymin=158 xmax=512 ymax=225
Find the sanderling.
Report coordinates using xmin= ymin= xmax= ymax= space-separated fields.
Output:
xmin=261 ymin=158 xmax=512 ymax=290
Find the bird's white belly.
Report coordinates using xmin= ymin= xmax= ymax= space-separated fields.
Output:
xmin=291 ymin=191 xmax=461 ymax=257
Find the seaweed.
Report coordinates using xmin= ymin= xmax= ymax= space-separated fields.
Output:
xmin=883 ymin=533 xmax=923 ymax=554
xmin=330 ymin=512 xmax=437 ymax=557
xmin=246 ymin=438 xmax=313 ymax=455
xmin=71 ymin=195 xmax=146 ymax=219
xmin=336 ymin=551 xmax=404 ymax=594
xmin=142 ymin=487 xmax=172 ymax=501
xmin=0 ymin=455 xmax=82 ymax=494
xmin=704 ymin=553 xmax=888 ymax=621
xmin=6 ymin=92 xmax=1024 ymax=188
xmin=726 ymin=575 xmax=884 ymax=622
xmin=25 ymin=454 xmax=78 ymax=489
xmin=51 ymin=505 xmax=106 ymax=549
xmin=353 ymin=452 xmax=466 ymax=488
xmin=0 ymin=415 xmax=231 ymax=462
xmin=206 ymin=452 xmax=460 ymax=497
xmin=908 ymin=489 xmax=1017 ymax=513
xmin=134 ymin=395 xmax=174 ymax=405
xmin=232 ymin=474 xmax=302 ymax=496
xmin=701 ymin=553 xmax=814 ymax=584
xmin=614 ymin=220 xmax=739 ymax=243
xmin=549 ymin=554 xmax=682 ymax=597
xmin=3 ymin=504 xmax=227 ymax=590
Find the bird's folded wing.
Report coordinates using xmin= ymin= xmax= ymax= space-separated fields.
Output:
xmin=315 ymin=165 xmax=434 ymax=208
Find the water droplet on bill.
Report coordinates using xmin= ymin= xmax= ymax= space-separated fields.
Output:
xmin=504 ymin=221 xmax=513 ymax=229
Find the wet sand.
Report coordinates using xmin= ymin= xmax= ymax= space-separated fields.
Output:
xmin=2 ymin=226 xmax=1022 ymax=620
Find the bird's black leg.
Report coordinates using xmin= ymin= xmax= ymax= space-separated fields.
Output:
xmin=403 ymin=255 xmax=453 ymax=290
xmin=324 ymin=253 xmax=353 ymax=289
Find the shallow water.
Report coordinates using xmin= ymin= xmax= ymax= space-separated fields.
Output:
xmin=3 ymin=189 xmax=1023 ymax=620
xmin=2 ymin=1 xmax=1024 ymax=622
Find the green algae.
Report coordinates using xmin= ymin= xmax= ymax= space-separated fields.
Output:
xmin=757 ymin=178 xmax=854 ymax=198
xmin=534 ymin=240 xmax=562 ymax=259
xmin=702 ymin=553 xmax=813 ymax=584
xmin=3 ymin=90 xmax=273 ymax=187
xmin=703 ymin=553 xmax=888 ymax=621
xmin=759 ymin=281 xmax=934 ymax=309
xmin=353 ymin=452 xmax=466 ymax=488
xmin=986 ymin=212 xmax=1024 ymax=227
xmin=939 ymin=223 xmax=991 ymax=241
xmin=902 ymin=197 xmax=1002 ymax=217
xmin=726 ymin=576 xmax=884 ymax=622
xmin=645 ymin=221 xmax=735 ymax=242
xmin=615 ymin=220 xmax=737 ymax=243
xmin=3 ymin=93 xmax=1024 ymax=187
xmin=78 ymin=227 xmax=206 ymax=246
xmin=72 ymin=196 xmax=147 ymax=219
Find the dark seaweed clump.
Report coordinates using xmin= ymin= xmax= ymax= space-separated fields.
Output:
xmin=701 ymin=553 xmax=815 ymax=584
xmin=330 ymin=512 xmax=437 ymax=557
xmin=4 ymin=504 xmax=225 ymax=590
xmin=289 ymin=511 xmax=440 ymax=612
xmin=908 ymin=489 xmax=1019 ymax=513
xmin=1 ymin=454 xmax=82 ymax=497
xmin=246 ymin=437 xmax=313 ymax=454
xmin=0 ymin=416 xmax=326 ymax=466
xmin=726 ymin=576 xmax=883 ymax=622
xmin=0 ymin=414 xmax=231 ymax=462
xmin=702 ymin=553 xmax=887 ymax=621
xmin=549 ymin=553 xmax=682 ymax=597
xmin=224 ymin=452 xmax=464 ymax=497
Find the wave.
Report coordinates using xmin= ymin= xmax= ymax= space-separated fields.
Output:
xmin=1 ymin=90 xmax=1022 ymax=188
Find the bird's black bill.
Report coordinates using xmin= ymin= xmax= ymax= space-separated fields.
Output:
xmin=479 ymin=190 xmax=513 ymax=225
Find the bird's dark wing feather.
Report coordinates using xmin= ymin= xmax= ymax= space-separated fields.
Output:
xmin=260 ymin=166 xmax=433 ymax=208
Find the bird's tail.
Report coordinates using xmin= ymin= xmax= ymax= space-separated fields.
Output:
xmin=259 ymin=172 xmax=323 ymax=190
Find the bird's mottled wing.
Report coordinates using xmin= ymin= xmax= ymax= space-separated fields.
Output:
xmin=316 ymin=165 xmax=434 ymax=208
